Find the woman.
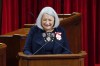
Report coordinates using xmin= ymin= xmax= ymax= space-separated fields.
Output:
xmin=23 ymin=7 xmax=72 ymax=55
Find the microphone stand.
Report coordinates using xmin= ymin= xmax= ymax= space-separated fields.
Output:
xmin=33 ymin=41 xmax=49 ymax=55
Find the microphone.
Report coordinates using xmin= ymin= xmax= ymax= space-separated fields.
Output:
xmin=55 ymin=32 xmax=73 ymax=53
xmin=42 ymin=32 xmax=72 ymax=53
xmin=33 ymin=32 xmax=72 ymax=55
xmin=55 ymin=41 xmax=73 ymax=54
xmin=33 ymin=41 xmax=50 ymax=55
xmin=29 ymin=12 xmax=34 ymax=18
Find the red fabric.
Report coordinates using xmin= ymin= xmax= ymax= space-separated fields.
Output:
xmin=87 ymin=0 xmax=96 ymax=66
xmin=95 ymin=64 xmax=100 ymax=66
xmin=1 ymin=0 xmax=100 ymax=66
xmin=2 ymin=0 xmax=19 ymax=34
xmin=96 ymin=0 xmax=100 ymax=64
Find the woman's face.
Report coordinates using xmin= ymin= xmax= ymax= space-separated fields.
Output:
xmin=41 ymin=13 xmax=54 ymax=32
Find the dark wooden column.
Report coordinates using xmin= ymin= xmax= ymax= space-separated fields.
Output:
xmin=0 ymin=43 xmax=7 ymax=66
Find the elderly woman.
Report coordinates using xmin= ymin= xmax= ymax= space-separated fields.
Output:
xmin=23 ymin=7 xmax=72 ymax=55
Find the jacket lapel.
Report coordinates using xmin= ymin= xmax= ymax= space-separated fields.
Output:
xmin=34 ymin=30 xmax=45 ymax=46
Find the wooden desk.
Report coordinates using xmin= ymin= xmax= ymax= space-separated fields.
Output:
xmin=0 ymin=43 xmax=7 ymax=66
xmin=0 ymin=28 xmax=30 ymax=66
xmin=4 ymin=28 xmax=30 ymax=36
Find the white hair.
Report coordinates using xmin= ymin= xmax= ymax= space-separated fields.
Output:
xmin=36 ymin=7 xmax=60 ymax=29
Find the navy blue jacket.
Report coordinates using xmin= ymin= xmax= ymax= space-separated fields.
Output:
xmin=23 ymin=26 xmax=71 ymax=55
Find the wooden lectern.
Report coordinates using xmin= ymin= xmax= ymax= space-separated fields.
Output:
xmin=18 ymin=12 xmax=87 ymax=66
xmin=18 ymin=51 xmax=86 ymax=66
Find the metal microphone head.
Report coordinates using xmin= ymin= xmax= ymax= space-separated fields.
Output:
xmin=30 ymin=12 xmax=34 ymax=17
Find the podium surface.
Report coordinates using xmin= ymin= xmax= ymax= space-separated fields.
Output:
xmin=18 ymin=51 xmax=86 ymax=66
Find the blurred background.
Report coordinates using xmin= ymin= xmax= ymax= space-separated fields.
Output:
xmin=0 ymin=0 xmax=100 ymax=66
